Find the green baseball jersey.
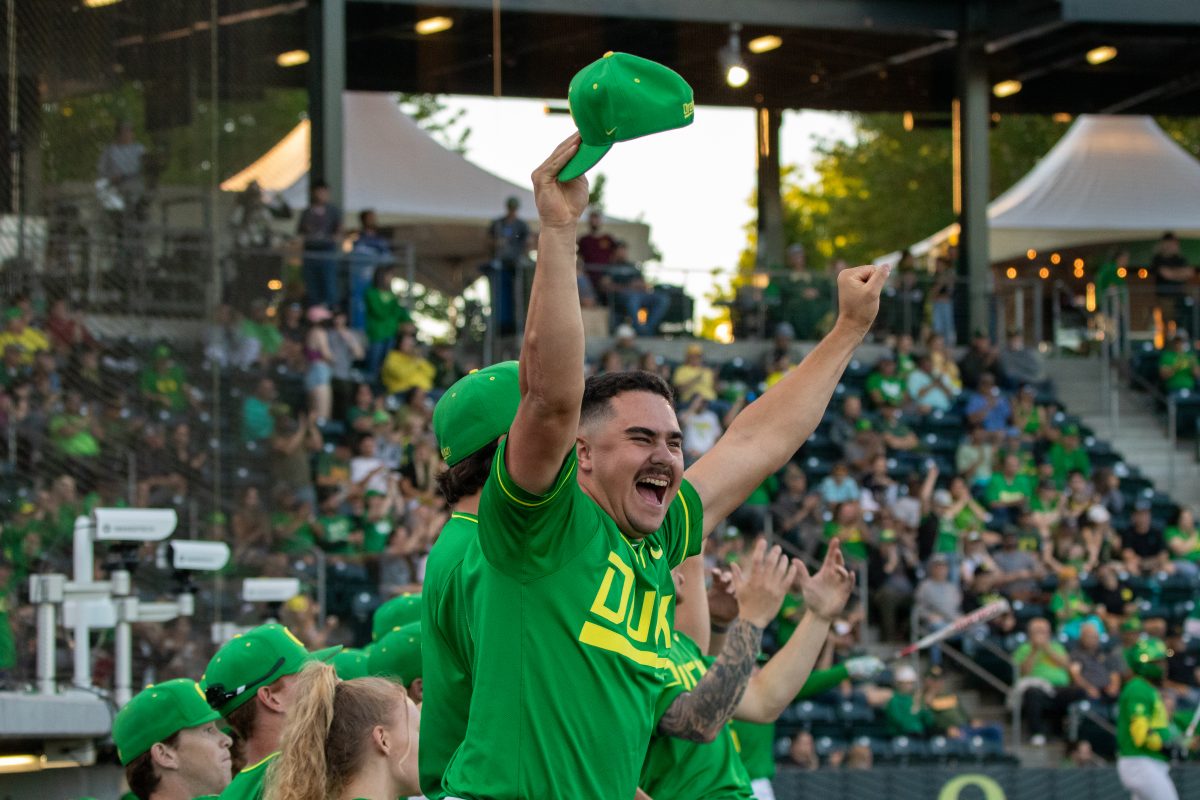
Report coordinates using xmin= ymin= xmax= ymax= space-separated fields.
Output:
xmin=731 ymin=663 xmax=848 ymax=782
xmin=730 ymin=721 xmax=775 ymax=781
xmin=640 ymin=631 xmax=754 ymax=800
xmin=1118 ymin=676 xmax=1171 ymax=761
xmin=218 ymin=752 xmax=277 ymax=800
xmin=441 ymin=442 xmax=704 ymax=800
xmin=419 ymin=511 xmax=479 ymax=799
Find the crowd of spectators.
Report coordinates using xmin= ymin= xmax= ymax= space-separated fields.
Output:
xmin=3 ymin=226 xmax=1199 ymax=770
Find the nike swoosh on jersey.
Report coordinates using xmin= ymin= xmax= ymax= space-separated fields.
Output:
xmin=650 ymin=546 xmax=663 ymax=559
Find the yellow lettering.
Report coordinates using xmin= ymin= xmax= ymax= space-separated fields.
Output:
xmin=589 ymin=552 xmax=633 ymax=625
xmin=655 ymin=594 xmax=673 ymax=650
xmin=627 ymin=590 xmax=656 ymax=643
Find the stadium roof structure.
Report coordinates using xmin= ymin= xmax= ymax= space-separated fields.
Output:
xmin=337 ymin=0 xmax=1200 ymax=115
xmin=908 ymin=114 xmax=1200 ymax=261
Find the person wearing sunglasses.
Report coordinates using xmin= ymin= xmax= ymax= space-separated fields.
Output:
xmin=200 ymin=623 xmax=340 ymax=800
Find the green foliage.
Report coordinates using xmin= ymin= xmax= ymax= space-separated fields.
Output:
xmin=39 ymin=84 xmax=309 ymax=187
xmin=740 ymin=113 xmax=1200 ymax=281
xmin=396 ymin=93 xmax=471 ymax=154
xmin=587 ymin=172 xmax=607 ymax=210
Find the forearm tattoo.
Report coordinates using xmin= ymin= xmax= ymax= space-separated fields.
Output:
xmin=658 ymin=618 xmax=763 ymax=742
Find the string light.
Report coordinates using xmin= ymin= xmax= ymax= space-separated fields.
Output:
xmin=1006 ymin=267 xmax=1018 ymax=280
xmin=993 ymin=80 xmax=1022 ymax=98
xmin=1117 ymin=268 xmax=1128 ymax=279
xmin=1026 ymin=249 xmax=1037 ymax=260
xmin=1050 ymin=253 xmax=1061 ymax=265
xmin=1039 ymin=267 xmax=1050 ymax=280
xmin=1138 ymin=268 xmax=1149 ymax=279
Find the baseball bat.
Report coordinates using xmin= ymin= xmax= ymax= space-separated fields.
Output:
xmin=890 ymin=598 xmax=1011 ymax=662
xmin=1185 ymin=700 xmax=1200 ymax=740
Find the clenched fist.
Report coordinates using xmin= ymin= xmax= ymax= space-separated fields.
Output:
xmin=835 ymin=264 xmax=890 ymax=336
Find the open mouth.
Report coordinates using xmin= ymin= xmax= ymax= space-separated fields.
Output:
xmin=636 ymin=476 xmax=669 ymax=506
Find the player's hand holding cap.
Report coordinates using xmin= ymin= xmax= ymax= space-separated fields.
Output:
xmin=112 ymin=679 xmax=221 ymax=765
xmin=432 ymin=360 xmax=520 ymax=466
xmin=558 ymin=51 xmax=694 ymax=182
xmin=201 ymin=623 xmax=341 ymax=715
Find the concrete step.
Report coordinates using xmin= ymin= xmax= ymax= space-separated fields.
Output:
xmin=1014 ymin=740 xmax=1067 ymax=768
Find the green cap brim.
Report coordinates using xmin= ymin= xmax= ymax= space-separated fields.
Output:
xmin=558 ymin=141 xmax=612 ymax=183
xmin=311 ymin=645 xmax=342 ymax=663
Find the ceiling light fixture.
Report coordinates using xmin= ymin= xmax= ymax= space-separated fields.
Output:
xmin=992 ymin=80 xmax=1022 ymax=98
xmin=1086 ymin=45 xmax=1117 ymax=65
xmin=747 ymin=35 xmax=782 ymax=54
xmin=415 ymin=16 xmax=453 ymax=35
xmin=275 ymin=50 xmax=309 ymax=68
xmin=83 ymin=0 xmax=122 ymax=7
xmin=721 ymin=23 xmax=750 ymax=88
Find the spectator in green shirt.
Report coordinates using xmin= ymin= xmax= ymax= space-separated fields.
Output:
xmin=1159 ymin=334 xmax=1199 ymax=394
xmin=238 ymin=298 xmax=284 ymax=360
xmin=986 ymin=453 xmax=1035 ymax=528
xmin=138 ymin=345 xmax=192 ymax=412
xmin=1048 ymin=566 xmax=1104 ymax=639
xmin=1013 ymin=617 xmax=1083 ymax=745
xmin=865 ymin=356 xmax=906 ymax=409
xmin=1046 ymin=426 xmax=1092 ymax=488
xmin=1165 ymin=506 xmax=1200 ymax=572
xmin=241 ymin=377 xmax=277 ymax=444
xmin=885 ymin=665 xmax=933 ymax=737
xmin=365 ymin=263 xmax=414 ymax=383
xmin=48 ymin=389 xmax=101 ymax=459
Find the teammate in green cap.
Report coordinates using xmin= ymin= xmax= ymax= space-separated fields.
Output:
xmin=421 ymin=360 xmax=521 ymax=799
xmin=441 ymin=119 xmax=884 ymax=799
xmin=263 ymin=662 xmax=420 ymax=800
xmin=331 ymin=648 xmax=369 ymax=680
xmin=200 ymin=623 xmax=340 ymax=800
xmin=372 ymin=592 xmax=421 ymax=641
xmin=369 ymin=621 xmax=423 ymax=702
xmin=1117 ymin=637 xmax=1181 ymax=800
xmin=113 ymin=679 xmax=232 ymax=800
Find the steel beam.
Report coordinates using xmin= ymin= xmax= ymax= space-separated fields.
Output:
xmin=957 ymin=0 xmax=991 ymax=337
xmin=352 ymin=0 xmax=959 ymax=35
xmin=309 ymin=0 xmax=346 ymax=206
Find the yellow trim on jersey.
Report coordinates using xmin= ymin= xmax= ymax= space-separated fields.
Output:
xmin=449 ymin=513 xmax=479 ymax=524
xmin=679 ymin=488 xmax=694 ymax=563
xmin=494 ymin=454 xmax=577 ymax=508
xmin=239 ymin=751 xmax=279 ymax=775
xmin=578 ymin=621 xmax=669 ymax=669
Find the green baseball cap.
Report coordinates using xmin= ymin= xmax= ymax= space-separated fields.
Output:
xmin=433 ymin=361 xmax=520 ymax=467
xmin=1126 ymin=636 xmax=1170 ymax=675
xmin=332 ymin=648 xmax=369 ymax=680
xmin=112 ymin=679 xmax=221 ymax=765
xmin=368 ymin=622 xmax=422 ymax=684
xmin=559 ymin=52 xmax=695 ymax=182
xmin=372 ymin=593 xmax=422 ymax=641
xmin=201 ymin=623 xmax=340 ymax=715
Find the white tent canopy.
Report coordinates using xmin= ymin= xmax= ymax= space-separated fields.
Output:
xmin=907 ymin=115 xmax=1200 ymax=262
xmin=222 ymin=92 xmax=650 ymax=293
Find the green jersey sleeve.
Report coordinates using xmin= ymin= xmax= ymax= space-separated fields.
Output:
xmin=478 ymin=438 xmax=593 ymax=580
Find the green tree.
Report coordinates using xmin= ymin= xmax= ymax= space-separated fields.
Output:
xmin=397 ymin=93 xmax=471 ymax=154
xmin=741 ymin=113 xmax=1200 ymax=278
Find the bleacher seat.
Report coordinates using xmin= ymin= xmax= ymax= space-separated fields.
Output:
xmin=889 ymin=736 xmax=926 ymax=763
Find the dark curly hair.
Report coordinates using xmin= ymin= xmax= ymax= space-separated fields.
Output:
xmin=435 ymin=439 xmax=499 ymax=505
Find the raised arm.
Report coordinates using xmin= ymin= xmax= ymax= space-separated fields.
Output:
xmin=735 ymin=540 xmax=856 ymax=722
xmin=686 ymin=265 xmax=888 ymax=530
xmin=658 ymin=540 xmax=795 ymax=742
xmin=505 ymin=134 xmax=590 ymax=494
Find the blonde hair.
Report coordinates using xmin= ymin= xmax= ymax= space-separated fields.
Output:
xmin=264 ymin=662 xmax=411 ymax=800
